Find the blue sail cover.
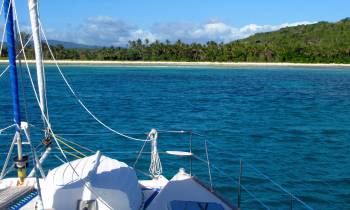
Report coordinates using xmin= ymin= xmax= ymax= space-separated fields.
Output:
xmin=4 ymin=0 xmax=21 ymax=129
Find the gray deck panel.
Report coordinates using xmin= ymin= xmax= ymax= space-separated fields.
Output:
xmin=0 ymin=186 xmax=33 ymax=209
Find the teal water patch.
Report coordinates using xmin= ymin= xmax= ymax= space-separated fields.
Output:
xmin=1 ymin=65 xmax=350 ymax=209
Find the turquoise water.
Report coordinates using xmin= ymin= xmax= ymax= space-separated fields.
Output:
xmin=1 ymin=65 xmax=350 ymax=209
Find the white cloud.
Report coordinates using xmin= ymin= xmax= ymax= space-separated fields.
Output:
xmin=46 ymin=16 xmax=138 ymax=46
xmin=149 ymin=20 xmax=314 ymax=44
xmin=43 ymin=17 xmax=314 ymax=46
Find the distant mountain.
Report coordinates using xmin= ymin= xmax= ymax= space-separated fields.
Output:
xmin=46 ymin=40 xmax=100 ymax=49
xmin=239 ymin=18 xmax=350 ymax=46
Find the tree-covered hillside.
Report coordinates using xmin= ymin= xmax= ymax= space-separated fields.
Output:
xmin=3 ymin=18 xmax=350 ymax=63
xmin=236 ymin=18 xmax=350 ymax=63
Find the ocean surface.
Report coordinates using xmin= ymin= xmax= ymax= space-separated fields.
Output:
xmin=0 ymin=65 xmax=349 ymax=209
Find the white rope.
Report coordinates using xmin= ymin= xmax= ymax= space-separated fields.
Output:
xmin=38 ymin=21 xmax=150 ymax=143
xmin=0 ymin=151 xmax=157 ymax=155
xmin=0 ymin=132 xmax=17 ymax=179
xmin=23 ymin=126 xmax=45 ymax=206
xmin=0 ymin=65 xmax=8 ymax=77
xmin=148 ymin=129 xmax=162 ymax=178
xmin=158 ymin=130 xmax=187 ymax=134
xmin=12 ymin=3 xmax=113 ymax=209
xmin=204 ymin=140 xmax=213 ymax=191
xmin=0 ymin=34 xmax=33 ymax=80
xmin=42 ymin=58 xmax=50 ymax=131
xmin=0 ymin=124 xmax=15 ymax=133
xmin=55 ymin=132 xmax=147 ymax=136
xmin=133 ymin=136 xmax=149 ymax=168
xmin=55 ymin=134 xmax=94 ymax=153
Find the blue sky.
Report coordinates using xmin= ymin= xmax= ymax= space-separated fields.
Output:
xmin=12 ymin=0 xmax=350 ymax=46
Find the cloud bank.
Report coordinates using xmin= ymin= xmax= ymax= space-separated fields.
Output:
xmin=46 ymin=16 xmax=313 ymax=47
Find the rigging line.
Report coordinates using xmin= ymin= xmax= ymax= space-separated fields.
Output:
xmin=0 ymin=0 xmax=4 ymax=16
xmin=207 ymin=136 xmax=312 ymax=208
xmin=12 ymin=4 xmax=50 ymax=130
xmin=0 ymin=151 xmax=154 ymax=155
xmin=0 ymin=124 xmax=15 ymax=133
xmin=204 ymin=140 xmax=213 ymax=191
xmin=16 ymin=27 xmax=115 ymax=210
xmin=194 ymin=153 xmax=312 ymax=210
xmin=53 ymin=154 xmax=65 ymax=164
xmin=205 ymin=140 xmax=234 ymax=157
xmin=2 ymin=153 xmax=39 ymax=178
xmin=240 ymin=184 xmax=271 ymax=210
xmin=0 ymin=132 xmax=17 ymax=179
xmin=135 ymin=168 xmax=152 ymax=178
xmin=28 ymin=123 xmax=149 ymax=137
xmin=15 ymin=21 xmax=30 ymax=123
xmin=18 ymin=59 xmax=29 ymax=122
xmin=16 ymin=36 xmax=114 ymax=210
xmin=42 ymin=57 xmax=50 ymax=129
xmin=193 ymin=154 xmax=238 ymax=183
xmin=25 ymin=127 xmax=149 ymax=137
xmin=61 ymin=148 xmax=83 ymax=159
xmin=0 ymin=0 xmax=10 ymax=56
xmin=157 ymin=129 xmax=205 ymax=137
xmin=202 ymin=158 xmax=269 ymax=210
xmin=133 ymin=136 xmax=149 ymax=168
xmin=55 ymin=136 xmax=87 ymax=157
xmin=244 ymin=162 xmax=314 ymax=210
xmin=192 ymin=154 xmax=270 ymax=209
xmin=1 ymin=163 xmax=14 ymax=178
xmin=2 ymin=151 xmax=38 ymax=179
xmin=12 ymin=5 xmax=113 ymax=210
xmin=0 ymin=151 xmax=159 ymax=155
xmin=55 ymin=134 xmax=94 ymax=153
xmin=0 ymin=65 xmax=8 ymax=78
xmin=39 ymin=20 xmax=151 ymax=143
xmin=23 ymin=128 xmax=45 ymax=201
xmin=54 ymin=132 xmax=148 ymax=136
xmin=0 ymin=34 xmax=33 ymax=79
xmin=157 ymin=130 xmax=187 ymax=134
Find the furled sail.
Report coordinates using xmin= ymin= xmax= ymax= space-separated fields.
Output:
xmin=4 ymin=0 xmax=21 ymax=128
xmin=4 ymin=0 xmax=26 ymax=183
xmin=28 ymin=0 xmax=47 ymax=126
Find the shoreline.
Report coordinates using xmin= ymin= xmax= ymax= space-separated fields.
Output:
xmin=1 ymin=60 xmax=350 ymax=68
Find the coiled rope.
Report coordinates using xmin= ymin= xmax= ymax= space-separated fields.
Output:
xmin=148 ymin=129 xmax=162 ymax=177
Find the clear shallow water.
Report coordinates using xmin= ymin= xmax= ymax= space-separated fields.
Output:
xmin=0 ymin=65 xmax=350 ymax=209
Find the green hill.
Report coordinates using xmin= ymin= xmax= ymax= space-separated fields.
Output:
xmin=7 ymin=18 xmax=350 ymax=63
xmin=230 ymin=18 xmax=350 ymax=63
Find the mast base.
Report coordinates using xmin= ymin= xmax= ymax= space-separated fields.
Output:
xmin=14 ymin=155 xmax=28 ymax=185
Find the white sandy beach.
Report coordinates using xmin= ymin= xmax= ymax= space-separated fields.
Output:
xmin=1 ymin=60 xmax=350 ymax=68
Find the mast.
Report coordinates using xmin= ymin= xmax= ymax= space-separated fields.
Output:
xmin=28 ymin=0 xmax=46 ymax=126
xmin=4 ymin=0 xmax=26 ymax=183
xmin=27 ymin=0 xmax=52 ymax=179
